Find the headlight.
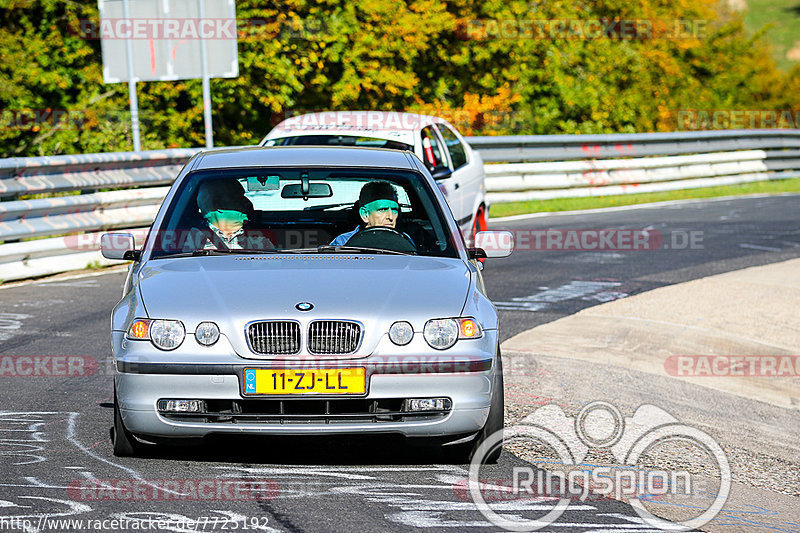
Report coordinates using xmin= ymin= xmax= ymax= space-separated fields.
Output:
xmin=423 ymin=317 xmax=483 ymax=350
xmin=195 ymin=321 xmax=220 ymax=346
xmin=149 ymin=319 xmax=185 ymax=350
xmin=424 ymin=319 xmax=459 ymax=350
xmin=389 ymin=321 xmax=414 ymax=345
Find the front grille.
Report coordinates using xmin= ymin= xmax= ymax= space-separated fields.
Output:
xmin=159 ymin=398 xmax=451 ymax=424
xmin=308 ymin=321 xmax=361 ymax=354
xmin=247 ymin=321 xmax=301 ymax=354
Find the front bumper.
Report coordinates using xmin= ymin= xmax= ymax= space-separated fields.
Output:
xmin=113 ymin=330 xmax=498 ymax=439
xmin=117 ymin=371 xmax=492 ymax=438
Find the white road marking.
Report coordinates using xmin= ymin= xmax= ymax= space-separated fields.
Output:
xmin=6 ymin=299 xmax=67 ymax=309
xmin=0 ymin=414 xmax=54 ymax=465
xmin=542 ymin=252 xmax=627 ymax=264
xmin=40 ymin=279 xmax=100 ymax=288
xmin=582 ymin=291 xmax=629 ymax=303
xmin=739 ymin=243 xmax=782 ymax=252
xmin=0 ymin=496 xmax=91 ymax=533
xmin=0 ymin=313 xmax=32 ymax=341
xmin=2 ymin=478 xmax=69 ymax=489
xmin=215 ymin=466 xmax=376 ymax=480
xmin=65 ymin=414 xmax=194 ymax=497
xmin=496 ymin=281 xmax=623 ymax=311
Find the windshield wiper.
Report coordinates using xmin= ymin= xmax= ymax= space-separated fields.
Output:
xmin=148 ymin=249 xmax=233 ymax=258
xmin=154 ymin=248 xmax=288 ymax=258
xmin=316 ymin=245 xmax=414 ymax=256
xmin=302 ymin=202 xmax=353 ymax=211
xmin=193 ymin=248 xmax=230 ymax=255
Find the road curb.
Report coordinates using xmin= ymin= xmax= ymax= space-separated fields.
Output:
xmin=500 ymin=258 xmax=800 ymax=410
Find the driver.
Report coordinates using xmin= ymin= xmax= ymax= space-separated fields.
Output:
xmin=330 ymin=181 xmax=413 ymax=246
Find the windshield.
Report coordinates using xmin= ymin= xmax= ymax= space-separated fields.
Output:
xmin=265 ymin=135 xmax=413 ymax=151
xmin=149 ymin=168 xmax=458 ymax=259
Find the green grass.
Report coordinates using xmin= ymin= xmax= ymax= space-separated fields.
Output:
xmin=489 ymin=177 xmax=800 ymax=217
xmin=742 ymin=0 xmax=800 ymax=70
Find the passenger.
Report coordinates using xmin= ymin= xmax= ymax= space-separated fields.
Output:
xmin=330 ymin=181 xmax=413 ymax=246
xmin=185 ymin=179 xmax=274 ymax=251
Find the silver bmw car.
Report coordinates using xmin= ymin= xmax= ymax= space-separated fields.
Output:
xmin=102 ymin=146 xmax=512 ymax=462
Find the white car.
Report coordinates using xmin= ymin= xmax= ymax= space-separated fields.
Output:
xmin=261 ymin=111 xmax=488 ymax=244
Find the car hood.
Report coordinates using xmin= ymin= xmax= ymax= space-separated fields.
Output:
xmin=137 ymin=254 xmax=470 ymax=357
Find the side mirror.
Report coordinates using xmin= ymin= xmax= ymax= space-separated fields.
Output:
xmin=101 ymin=233 xmax=139 ymax=260
xmin=473 ymin=231 xmax=514 ymax=258
xmin=430 ymin=166 xmax=452 ymax=180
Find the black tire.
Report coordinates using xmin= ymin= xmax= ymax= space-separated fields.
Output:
xmin=443 ymin=350 xmax=504 ymax=464
xmin=112 ymin=385 xmax=143 ymax=457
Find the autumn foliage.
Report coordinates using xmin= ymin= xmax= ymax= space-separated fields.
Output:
xmin=0 ymin=0 xmax=797 ymax=156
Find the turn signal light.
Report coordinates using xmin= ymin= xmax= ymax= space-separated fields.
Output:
xmin=128 ymin=319 xmax=150 ymax=339
xmin=458 ymin=318 xmax=482 ymax=339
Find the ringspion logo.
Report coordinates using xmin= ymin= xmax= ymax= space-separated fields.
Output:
xmin=469 ymin=401 xmax=730 ymax=530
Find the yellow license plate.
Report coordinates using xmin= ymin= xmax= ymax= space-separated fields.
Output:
xmin=243 ymin=368 xmax=366 ymax=395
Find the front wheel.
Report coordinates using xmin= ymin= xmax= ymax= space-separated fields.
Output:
xmin=443 ymin=351 xmax=504 ymax=464
xmin=112 ymin=385 xmax=145 ymax=457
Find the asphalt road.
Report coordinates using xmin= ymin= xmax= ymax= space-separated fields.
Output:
xmin=0 ymin=194 xmax=798 ymax=533
xmin=486 ymin=194 xmax=800 ymax=342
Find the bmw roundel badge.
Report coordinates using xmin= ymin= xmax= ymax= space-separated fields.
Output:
xmin=296 ymin=302 xmax=314 ymax=311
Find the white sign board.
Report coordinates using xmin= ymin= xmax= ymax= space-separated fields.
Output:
xmin=99 ymin=0 xmax=238 ymax=83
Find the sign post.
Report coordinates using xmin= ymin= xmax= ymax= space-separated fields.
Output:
xmin=99 ymin=0 xmax=239 ymax=151
xmin=121 ymin=0 xmax=141 ymax=151
xmin=198 ymin=0 xmax=213 ymax=148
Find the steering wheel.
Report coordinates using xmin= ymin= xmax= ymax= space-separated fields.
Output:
xmin=345 ymin=226 xmax=417 ymax=253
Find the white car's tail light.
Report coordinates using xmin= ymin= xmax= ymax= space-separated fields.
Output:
xmin=149 ymin=320 xmax=185 ymax=350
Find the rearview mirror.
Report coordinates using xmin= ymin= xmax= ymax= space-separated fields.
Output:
xmin=473 ymin=231 xmax=514 ymax=258
xmin=281 ymin=183 xmax=333 ymax=199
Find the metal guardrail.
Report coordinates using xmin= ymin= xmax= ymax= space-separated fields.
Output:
xmin=0 ymin=130 xmax=798 ymax=282
xmin=474 ymin=129 xmax=800 ymax=202
xmin=468 ymin=129 xmax=800 ymax=162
